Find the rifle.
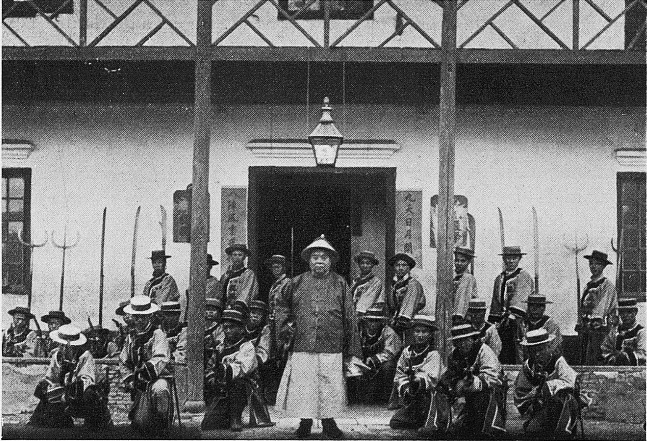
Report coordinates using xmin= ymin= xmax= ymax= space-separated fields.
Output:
xmin=405 ymin=356 xmax=420 ymax=398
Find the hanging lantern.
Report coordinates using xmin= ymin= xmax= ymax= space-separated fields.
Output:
xmin=308 ymin=97 xmax=343 ymax=167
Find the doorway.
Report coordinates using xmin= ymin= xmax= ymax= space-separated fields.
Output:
xmin=248 ymin=167 xmax=396 ymax=300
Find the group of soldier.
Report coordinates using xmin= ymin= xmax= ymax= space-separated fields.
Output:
xmin=2 ymin=235 xmax=644 ymax=438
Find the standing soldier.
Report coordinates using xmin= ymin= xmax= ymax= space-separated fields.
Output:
xmin=490 ymin=246 xmax=534 ymax=364
xmin=386 ymin=253 xmax=426 ymax=338
xmin=601 ymin=298 xmax=645 ymax=366
xmin=205 ymin=254 xmax=222 ymax=301
xmin=465 ymin=299 xmax=502 ymax=357
xmin=275 ymin=235 xmax=362 ymax=439
xmin=119 ymin=296 xmax=173 ymax=435
xmin=351 ymin=251 xmax=385 ymax=317
xmin=438 ymin=324 xmax=507 ymax=438
xmin=28 ymin=310 xmax=71 ymax=357
xmin=453 ymin=247 xmax=478 ymax=324
xmin=514 ymin=329 xmax=580 ymax=438
xmin=142 ymin=250 xmax=179 ymax=305
xmin=28 ymin=324 xmax=113 ymax=430
xmin=221 ymin=244 xmax=258 ymax=308
xmin=578 ymin=250 xmax=618 ymax=365
xmin=2 ymin=306 xmax=35 ymax=357
xmin=516 ymin=295 xmax=562 ymax=363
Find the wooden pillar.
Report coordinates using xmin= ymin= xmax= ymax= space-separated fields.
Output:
xmin=435 ymin=0 xmax=458 ymax=357
xmin=185 ymin=0 xmax=212 ymax=412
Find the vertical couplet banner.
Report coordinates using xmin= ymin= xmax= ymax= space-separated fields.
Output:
xmin=395 ymin=190 xmax=423 ymax=268
xmin=221 ymin=187 xmax=247 ymax=269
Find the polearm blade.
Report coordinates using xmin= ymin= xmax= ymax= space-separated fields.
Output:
xmin=160 ymin=205 xmax=168 ymax=253
xmin=131 ymin=206 xmax=141 ymax=298
xmin=497 ymin=207 xmax=505 ymax=271
xmin=532 ymin=206 xmax=539 ymax=295
xmin=99 ymin=207 xmax=107 ymax=327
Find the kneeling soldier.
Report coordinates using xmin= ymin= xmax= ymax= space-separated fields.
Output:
xmin=601 ymin=297 xmax=645 ymax=366
xmin=244 ymin=300 xmax=274 ymax=427
xmin=389 ymin=315 xmax=447 ymax=433
xmin=517 ymin=295 xmax=562 ymax=363
xmin=439 ymin=323 xmax=507 ymax=438
xmin=514 ymin=329 xmax=580 ymax=438
xmin=202 ymin=308 xmax=258 ymax=432
xmin=119 ymin=296 xmax=173 ymax=435
xmin=29 ymin=324 xmax=112 ymax=430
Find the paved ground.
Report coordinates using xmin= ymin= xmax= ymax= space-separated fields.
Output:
xmin=3 ymin=404 xmax=645 ymax=439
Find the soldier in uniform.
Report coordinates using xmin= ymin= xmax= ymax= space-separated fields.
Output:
xmin=453 ymin=247 xmax=478 ymax=324
xmin=221 ymin=244 xmax=259 ymax=308
xmin=28 ymin=324 xmax=112 ymax=430
xmin=514 ymin=329 xmax=580 ymax=439
xmin=386 ymin=253 xmax=426 ymax=338
xmin=205 ymin=254 xmax=223 ymax=302
xmin=438 ymin=323 xmax=507 ymax=438
xmin=601 ymin=297 xmax=645 ymax=366
xmin=84 ymin=326 xmax=119 ymax=359
xmin=578 ymin=250 xmax=618 ymax=365
xmin=389 ymin=315 xmax=447 ymax=434
xmin=158 ymin=301 xmax=186 ymax=362
xmin=27 ymin=310 xmax=71 ymax=357
xmin=119 ymin=296 xmax=173 ymax=435
xmin=265 ymin=254 xmax=291 ymax=404
xmin=2 ymin=306 xmax=35 ymax=357
xmin=490 ymin=246 xmax=535 ymax=364
xmin=142 ymin=250 xmax=180 ymax=306
xmin=516 ymin=295 xmax=562 ymax=363
xmin=351 ymin=251 xmax=385 ymax=317
xmin=350 ymin=306 xmax=402 ymax=405
xmin=112 ymin=300 xmax=135 ymax=353
xmin=202 ymin=308 xmax=259 ymax=432
xmin=465 ymin=299 xmax=502 ymax=357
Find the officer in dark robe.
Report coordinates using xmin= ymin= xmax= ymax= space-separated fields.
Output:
xmin=601 ymin=297 xmax=645 ymax=365
xmin=221 ymin=244 xmax=259 ymax=308
xmin=2 ymin=306 xmax=35 ymax=357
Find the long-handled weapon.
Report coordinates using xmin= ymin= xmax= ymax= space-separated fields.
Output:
xmin=131 ymin=206 xmax=141 ymax=297
xmin=497 ymin=208 xmax=506 ymax=272
xmin=18 ymin=229 xmax=48 ymax=310
xmin=611 ymin=210 xmax=626 ymax=297
xmin=532 ymin=207 xmax=539 ymax=295
xmin=99 ymin=208 xmax=106 ymax=327
xmin=159 ymin=205 xmax=167 ymax=254
xmin=52 ymin=227 xmax=80 ymax=310
xmin=565 ymin=233 xmax=589 ymax=329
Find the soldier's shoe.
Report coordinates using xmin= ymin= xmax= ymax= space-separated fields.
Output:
xmin=322 ymin=418 xmax=344 ymax=439
xmin=295 ymin=419 xmax=313 ymax=438
xmin=230 ymin=415 xmax=243 ymax=432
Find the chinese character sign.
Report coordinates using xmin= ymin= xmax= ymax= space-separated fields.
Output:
xmin=221 ymin=187 xmax=247 ymax=267
xmin=173 ymin=186 xmax=210 ymax=243
xmin=396 ymin=190 xmax=422 ymax=268
xmin=430 ymin=195 xmax=476 ymax=251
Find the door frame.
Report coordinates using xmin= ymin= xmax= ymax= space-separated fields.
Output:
xmin=248 ymin=166 xmax=396 ymax=279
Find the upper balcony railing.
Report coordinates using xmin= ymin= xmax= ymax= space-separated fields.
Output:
xmin=2 ymin=0 xmax=645 ymax=61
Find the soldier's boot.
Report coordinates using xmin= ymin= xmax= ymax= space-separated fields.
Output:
xmin=322 ymin=418 xmax=344 ymax=439
xmin=295 ymin=418 xmax=313 ymax=438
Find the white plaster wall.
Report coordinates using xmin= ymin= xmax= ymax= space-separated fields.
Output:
xmin=2 ymin=102 xmax=644 ymax=334
xmin=2 ymin=0 xmax=627 ymax=49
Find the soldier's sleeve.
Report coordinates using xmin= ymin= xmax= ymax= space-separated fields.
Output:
xmin=394 ymin=348 xmax=410 ymax=395
xmin=376 ymin=326 xmax=403 ymax=363
xmin=476 ymin=345 xmax=503 ymax=389
xmin=602 ymin=280 xmax=618 ymax=324
xmin=44 ymin=349 xmax=60 ymax=385
xmin=620 ymin=328 xmax=646 ymax=366
xmin=119 ymin=338 xmax=135 ymax=385
xmin=76 ymin=351 xmax=96 ymax=391
xmin=490 ymin=275 xmax=502 ymax=316
xmin=513 ymin=365 xmax=536 ymax=415
xmin=162 ymin=275 xmax=180 ymax=303
xmin=143 ymin=329 xmax=171 ymax=380
xmin=226 ymin=341 xmax=258 ymax=379
xmin=509 ymin=271 xmax=534 ymax=309
xmin=374 ymin=278 xmax=386 ymax=306
xmin=399 ymin=279 xmax=425 ymax=319
xmin=545 ymin=357 xmax=576 ymax=396
xmin=600 ymin=329 xmax=617 ymax=363
xmin=343 ymin=279 xmax=362 ymax=359
xmin=487 ymin=326 xmax=503 ymax=357
xmin=142 ymin=280 xmax=151 ymax=297
xmin=275 ymin=277 xmax=294 ymax=346
xmin=255 ymin=325 xmax=271 ymax=364
xmin=546 ymin=319 xmax=563 ymax=353
xmin=453 ymin=275 xmax=474 ymax=319
xmin=22 ymin=330 xmax=39 ymax=358
xmin=418 ymin=350 xmax=445 ymax=390
xmin=173 ymin=328 xmax=187 ymax=364
xmin=237 ymin=270 xmax=259 ymax=305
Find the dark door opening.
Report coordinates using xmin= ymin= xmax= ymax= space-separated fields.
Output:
xmin=248 ymin=167 xmax=396 ymax=301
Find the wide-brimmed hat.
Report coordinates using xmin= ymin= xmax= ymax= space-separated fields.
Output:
xmin=264 ymin=254 xmax=288 ymax=268
xmin=123 ymin=295 xmax=160 ymax=315
xmin=160 ymin=301 xmax=181 ymax=314
xmin=362 ymin=306 xmax=388 ymax=321
xmin=249 ymin=300 xmax=268 ymax=313
xmin=221 ymin=308 xmax=245 ymax=325
xmin=499 ymin=246 xmax=526 ymax=256
xmin=509 ymin=306 xmax=527 ymax=318
xmin=520 ymin=328 xmax=555 ymax=347
xmin=467 ymin=299 xmax=487 ymax=311
xmin=411 ymin=314 xmax=438 ymax=331
xmin=7 ymin=306 xmax=34 ymax=319
xmin=524 ymin=295 xmax=553 ymax=305
xmin=454 ymin=247 xmax=476 ymax=259
xmin=40 ymin=310 xmax=71 ymax=324
xmin=206 ymin=297 xmax=223 ymax=310
xmin=148 ymin=250 xmax=171 ymax=260
xmin=50 ymin=324 xmax=87 ymax=346
xmin=231 ymin=300 xmax=249 ymax=316
xmin=115 ymin=300 xmax=130 ymax=316
xmin=354 ymin=251 xmax=379 ymax=266
xmin=583 ymin=250 xmax=612 ymax=266
xmin=207 ymin=254 xmax=219 ymax=266
xmin=225 ymin=244 xmax=250 ymax=256
xmin=301 ymin=235 xmax=339 ymax=262
xmin=450 ymin=323 xmax=480 ymax=340
xmin=618 ymin=298 xmax=639 ymax=310
xmin=387 ymin=253 xmax=416 ymax=269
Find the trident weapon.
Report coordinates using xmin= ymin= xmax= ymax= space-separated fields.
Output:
xmin=611 ymin=206 xmax=628 ymax=297
xmin=99 ymin=208 xmax=107 ymax=328
xmin=159 ymin=205 xmax=168 ymax=254
xmin=564 ymin=233 xmax=589 ymax=322
xmin=131 ymin=206 xmax=141 ymax=298
xmin=52 ymin=227 xmax=80 ymax=310
xmin=18 ymin=229 xmax=48 ymax=310
xmin=532 ymin=207 xmax=539 ymax=295
xmin=497 ymin=207 xmax=506 ymax=271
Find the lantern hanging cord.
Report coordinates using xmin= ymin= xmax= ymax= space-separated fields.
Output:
xmin=306 ymin=58 xmax=311 ymax=131
xmin=342 ymin=61 xmax=346 ymax=134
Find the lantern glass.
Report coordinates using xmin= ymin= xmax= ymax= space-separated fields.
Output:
xmin=311 ymin=141 xmax=339 ymax=166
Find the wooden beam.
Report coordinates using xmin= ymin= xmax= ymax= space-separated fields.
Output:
xmin=185 ymin=0 xmax=212 ymax=414
xmin=436 ymin=0 xmax=457 ymax=357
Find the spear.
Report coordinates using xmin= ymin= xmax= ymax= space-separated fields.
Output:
xmin=99 ymin=208 xmax=106 ymax=327
xmin=497 ymin=207 xmax=506 ymax=272
xmin=532 ymin=207 xmax=539 ymax=295
xmin=131 ymin=206 xmax=141 ymax=298
xmin=52 ymin=227 xmax=80 ymax=310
